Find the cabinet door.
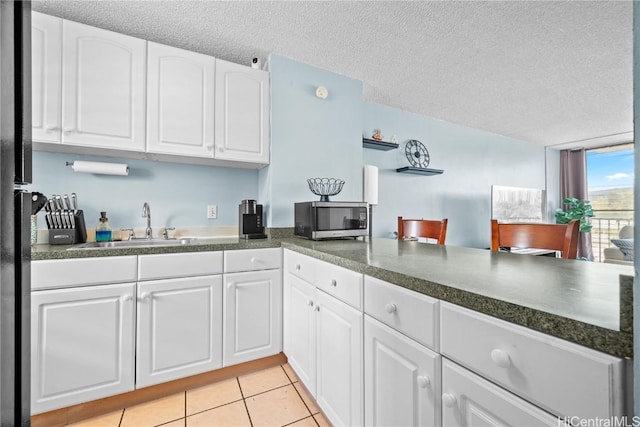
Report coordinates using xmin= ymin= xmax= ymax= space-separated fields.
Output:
xmin=32 ymin=12 xmax=62 ymax=144
xmin=283 ymin=272 xmax=316 ymax=395
xmin=214 ymin=59 xmax=269 ymax=164
xmin=31 ymin=283 xmax=136 ymax=414
xmin=146 ymin=42 xmax=215 ymax=157
xmin=365 ymin=316 xmax=441 ymax=427
xmin=441 ymin=359 xmax=557 ymax=427
xmin=223 ymin=269 xmax=282 ymax=366
xmin=61 ymin=20 xmax=146 ymax=151
xmin=315 ymin=289 xmax=363 ymax=427
xmin=137 ymin=275 xmax=223 ymax=388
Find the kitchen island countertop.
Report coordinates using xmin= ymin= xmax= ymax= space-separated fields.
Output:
xmin=32 ymin=237 xmax=634 ymax=358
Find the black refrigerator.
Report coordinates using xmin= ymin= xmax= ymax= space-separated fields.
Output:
xmin=0 ymin=0 xmax=31 ymax=425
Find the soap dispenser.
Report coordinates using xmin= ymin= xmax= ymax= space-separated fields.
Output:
xmin=95 ymin=211 xmax=112 ymax=242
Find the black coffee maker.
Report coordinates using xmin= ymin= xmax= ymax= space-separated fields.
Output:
xmin=239 ymin=199 xmax=267 ymax=239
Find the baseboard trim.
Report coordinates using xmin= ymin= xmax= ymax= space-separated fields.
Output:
xmin=31 ymin=352 xmax=287 ymax=427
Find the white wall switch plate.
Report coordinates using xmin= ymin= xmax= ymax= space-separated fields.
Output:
xmin=207 ymin=205 xmax=217 ymax=219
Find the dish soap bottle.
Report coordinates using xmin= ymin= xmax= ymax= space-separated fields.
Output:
xmin=95 ymin=211 xmax=112 ymax=242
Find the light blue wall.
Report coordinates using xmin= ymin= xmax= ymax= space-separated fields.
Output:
xmin=29 ymin=151 xmax=258 ymax=231
xmin=363 ymin=102 xmax=548 ymax=248
xmin=260 ymin=55 xmax=364 ymax=227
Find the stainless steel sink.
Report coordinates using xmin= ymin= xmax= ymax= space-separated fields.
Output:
xmin=70 ymin=238 xmax=196 ymax=250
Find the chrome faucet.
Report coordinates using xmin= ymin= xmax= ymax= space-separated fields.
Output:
xmin=142 ymin=202 xmax=152 ymax=239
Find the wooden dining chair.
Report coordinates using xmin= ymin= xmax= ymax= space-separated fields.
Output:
xmin=397 ymin=217 xmax=448 ymax=244
xmin=490 ymin=219 xmax=580 ymax=259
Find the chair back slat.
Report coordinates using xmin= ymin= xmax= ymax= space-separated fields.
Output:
xmin=398 ymin=217 xmax=448 ymax=245
xmin=490 ymin=220 xmax=580 ymax=259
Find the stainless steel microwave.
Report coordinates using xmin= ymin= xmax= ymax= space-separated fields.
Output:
xmin=294 ymin=201 xmax=368 ymax=240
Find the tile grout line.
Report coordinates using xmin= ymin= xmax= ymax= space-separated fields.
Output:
xmin=118 ymin=408 xmax=124 ymax=427
xmin=183 ymin=398 xmax=245 ymax=419
xmin=282 ymin=415 xmax=321 ymax=427
xmin=237 ymin=376 xmax=254 ymax=427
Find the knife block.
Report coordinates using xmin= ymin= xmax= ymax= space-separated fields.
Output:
xmin=48 ymin=210 xmax=87 ymax=245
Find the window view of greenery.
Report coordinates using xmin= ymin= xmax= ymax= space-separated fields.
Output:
xmin=587 ymin=143 xmax=634 ymax=262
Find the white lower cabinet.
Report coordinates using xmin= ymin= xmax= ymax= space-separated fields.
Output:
xmin=283 ymin=249 xmax=363 ymax=427
xmin=315 ymin=289 xmax=363 ymax=427
xmin=223 ymin=269 xmax=282 ymax=366
xmin=31 ymin=283 xmax=136 ymax=414
xmin=440 ymin=302 xmax=629 ymax=419
xmin=364 ymin=315 xmax=441 ymax=427
xmin=136 ymin=275 xmax=223 ymax=388
xmin=441 ymin=359 xmax=557 ymax=426
xmin=283 ymin=273 xmax=317 ymax=392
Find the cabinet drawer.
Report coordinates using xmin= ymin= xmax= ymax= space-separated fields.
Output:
xmin=224 ymin=248 xmax=281 ymax=273
xmin=138 ymin=251 xmax=223 ymax=280
xmin=442 ymin=359 xmax=557 ymax=426
xmin=32 ymin=256 xmax=137 ymax=290
xmin=440 ymin=302 xmax=628 ymax=419
xmin=283 ymin=249 xmax=315 ymax=284
xmin=364 ymin=275 xmax=438 ymax=350
xmin=315 ymin=259 xmax=363 ymax=310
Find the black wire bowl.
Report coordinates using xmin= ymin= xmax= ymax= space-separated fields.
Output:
xmin=307 ymin=178 xmax=345 ymax=202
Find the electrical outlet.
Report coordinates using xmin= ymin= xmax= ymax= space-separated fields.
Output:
xmin=207 ymin=205 xmax=217 ymax=219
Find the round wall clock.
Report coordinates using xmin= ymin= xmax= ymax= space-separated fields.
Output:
xmin=405 ymin=140 xmax=430 ymax=168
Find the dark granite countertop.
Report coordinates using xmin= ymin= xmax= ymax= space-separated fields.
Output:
xmin=281 ymin=238 xmax=634 ymax=358
xmin=31 ymin=237 xmax=634 ymax=358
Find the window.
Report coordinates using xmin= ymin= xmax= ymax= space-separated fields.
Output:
xmin=587 ymin=143 xmax=634 ymax=262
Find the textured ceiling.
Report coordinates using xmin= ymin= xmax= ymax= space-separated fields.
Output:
xmin=33 ymin=0 xmax=633 ymax=148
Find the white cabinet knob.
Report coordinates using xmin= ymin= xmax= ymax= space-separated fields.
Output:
xmin=295 ymin=264 xmax=301 ymax=271
xmin=385 ymin=303 xmax=397 ymax=314
xmin=308 ymin=300 xmax=314 ymax=307
xmin=490 ymin=348 xmax=512 ymax=368
xmin=315 ymin=306 xmax=320 ymax=312
xmin=330 ymin=279 xmax=337 ymax=287
xmin=442 ymin=393 xmax=457 ymax=408
xmin=63 ymin=127 xmax=76 ymax=133
xmin=139 ymin=292 xmax=151 ymax=301
xmin=122 ymin=294 xmax=133 ymax=302
xmin=219 ymin=146 xmax=225 ymax=152
xmin=417 ymin=375 xmax=430 ymax=388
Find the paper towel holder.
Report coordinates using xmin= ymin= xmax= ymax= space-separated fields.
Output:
xmin=66 ymin=161 xmax=130 ymax=176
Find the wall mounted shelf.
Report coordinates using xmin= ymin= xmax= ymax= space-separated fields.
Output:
xmin=362 ymin=138 xmax=399 ymax=151
xmin=396 ymin=166 xmax=444 ymax=176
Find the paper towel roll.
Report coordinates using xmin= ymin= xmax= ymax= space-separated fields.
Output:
xmin=71 ymin=161 xmax=129 ymax=176
xmin=363 ymin=165 xmax=378 ymax=205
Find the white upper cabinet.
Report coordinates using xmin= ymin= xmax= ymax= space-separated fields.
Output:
xmin=146 ymin=42 xmax=215 ymax=157
xmin=32 ymin=14 xmax=271 ymax=167
xmin=214 ymin=59 xmax=270 ymax=164
xmin=61 ymin=19 xmax=146 ymax=151
xmin=32 ymin=12 xmax=62 ymax=144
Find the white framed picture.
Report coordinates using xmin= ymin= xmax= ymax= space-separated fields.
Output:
xmin=491 ymin=185 xmax=545 ymax=223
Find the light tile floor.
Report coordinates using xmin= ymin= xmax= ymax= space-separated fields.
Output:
xmin=65 ymin=364 xmax=331 ymax=427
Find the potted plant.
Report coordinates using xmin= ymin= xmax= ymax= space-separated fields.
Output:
xmin=555 ymin=197 xmax=594 ymax=232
